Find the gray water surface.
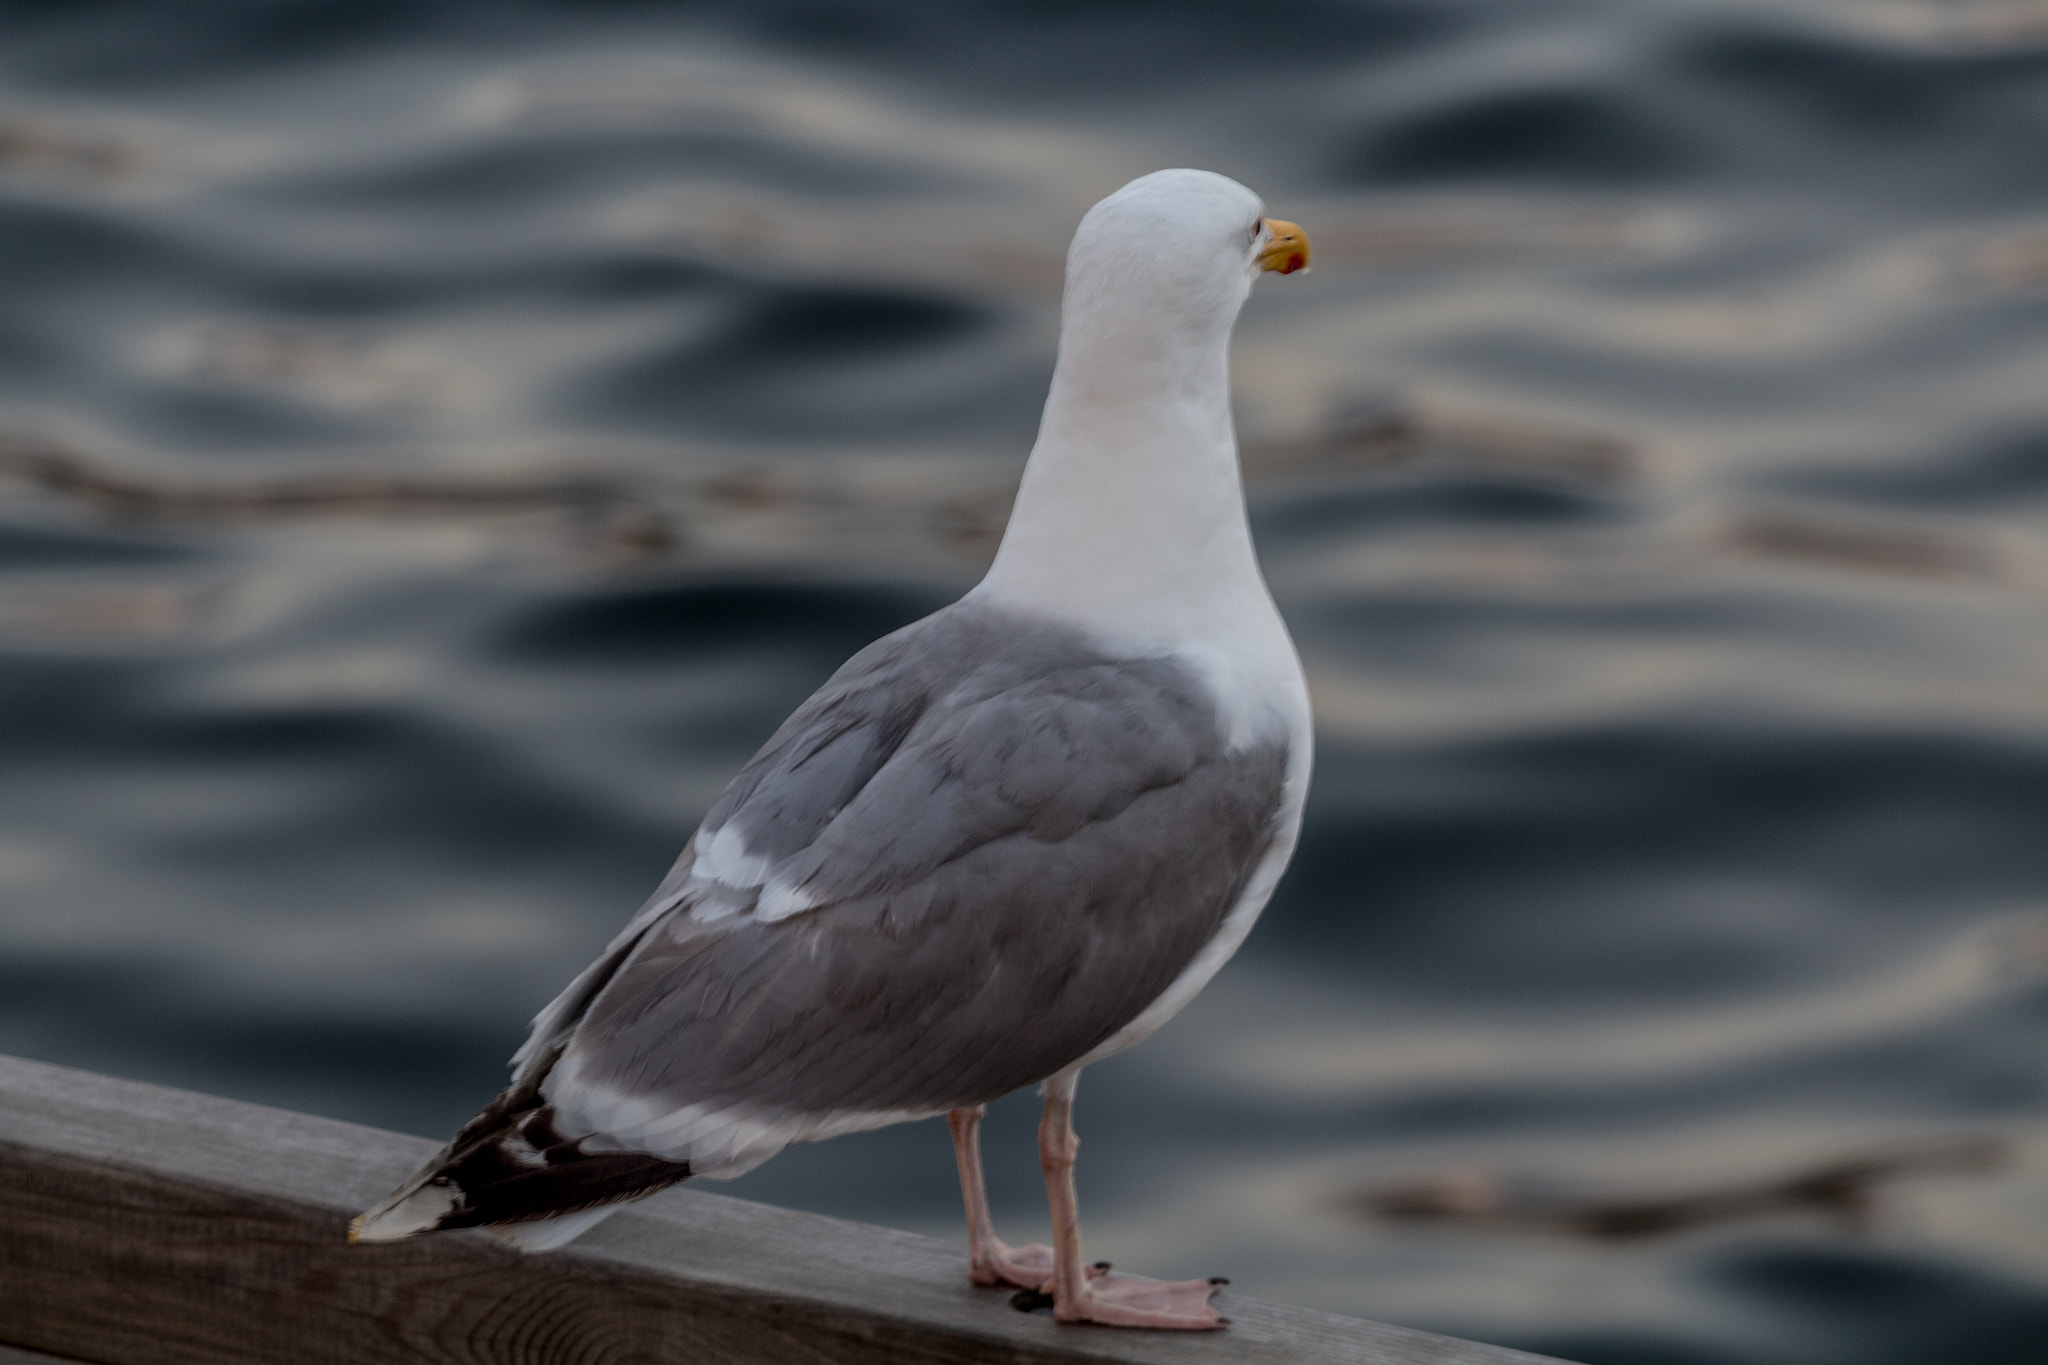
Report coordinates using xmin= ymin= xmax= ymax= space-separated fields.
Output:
xmin=2 ymin=4 xmax=2046 ymax=1362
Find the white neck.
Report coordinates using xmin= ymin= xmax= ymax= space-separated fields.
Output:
xmin=969 ymin=281 xmax=1273 ymax=653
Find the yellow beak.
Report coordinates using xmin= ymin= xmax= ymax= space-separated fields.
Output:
xmin=1258 ymin=218 xmax=1310 ymax=275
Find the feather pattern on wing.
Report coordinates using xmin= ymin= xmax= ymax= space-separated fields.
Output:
xmin=356 ymin=601 xmax=1288 ymax=1236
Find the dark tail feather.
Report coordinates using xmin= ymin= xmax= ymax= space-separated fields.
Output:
xmin=351 ymin=1068 xmax=689 ymax=1243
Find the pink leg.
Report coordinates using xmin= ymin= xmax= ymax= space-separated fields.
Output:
xmin=1038 ymin=1070 xmax=1229 ymax=1330
xmin=947 ymin=1105 xmax=1055 ymax=1289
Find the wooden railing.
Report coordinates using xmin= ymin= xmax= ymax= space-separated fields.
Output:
xmin=0 ymin=1053 xmax=1573 ymax=1364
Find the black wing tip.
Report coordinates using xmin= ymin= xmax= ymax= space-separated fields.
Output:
xmin=354 ymin=1101 xmax=691 ymax=1240
xmin=433 ymin=1151 xmax=694 ymax=1230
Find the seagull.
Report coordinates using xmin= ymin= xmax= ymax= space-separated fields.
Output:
xmin=352 ymin=168 xmax=1313 ymax=1331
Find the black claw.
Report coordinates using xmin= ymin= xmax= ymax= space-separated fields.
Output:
xmin=1092 ymin=1260 xmax=1112 ymax=1271
xmin=1218 ymin=1317 xmax=1234 ymax=1326
xmin=1208 ymin=1276 xmax=1231 ymax=1286
xmin=1010 ymin=1287 xmax=1056 ymax=1314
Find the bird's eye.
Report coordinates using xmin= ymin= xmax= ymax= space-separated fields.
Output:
xmin=1247 ymin=221 xmax=1263 ymax=246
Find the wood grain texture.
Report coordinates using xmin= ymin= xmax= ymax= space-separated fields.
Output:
xmin=0 ymin=1345 xmax=86 ymax=1364
xmin=0 ymin=1054 xmax=1575 ymax=1365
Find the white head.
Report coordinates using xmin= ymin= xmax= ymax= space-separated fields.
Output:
xmin=1049 ymin=169 xmax=1311 ymax=411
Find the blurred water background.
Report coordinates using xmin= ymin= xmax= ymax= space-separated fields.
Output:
xmin=2 ymin=1 xmax=2046 ymax=1360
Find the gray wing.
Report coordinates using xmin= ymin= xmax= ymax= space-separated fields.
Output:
xmin=356 ymin=604 xmax=1288 ymax=1236
xmin=543 ymin=604 xmax=1289 ymax=1156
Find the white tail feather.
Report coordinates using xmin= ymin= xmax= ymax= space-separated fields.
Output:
xmin=484 ymin=1206 xmax=620 ymax=1252
xmin=348 ymin=1182 xmax=459 ymax=1243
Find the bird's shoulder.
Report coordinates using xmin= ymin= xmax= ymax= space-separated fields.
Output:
xmin=687 ymin=602 xmax=1257 ymax=914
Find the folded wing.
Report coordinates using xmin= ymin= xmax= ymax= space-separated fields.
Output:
xmin=354 ymin=605 xmax=1287 ymax=1241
